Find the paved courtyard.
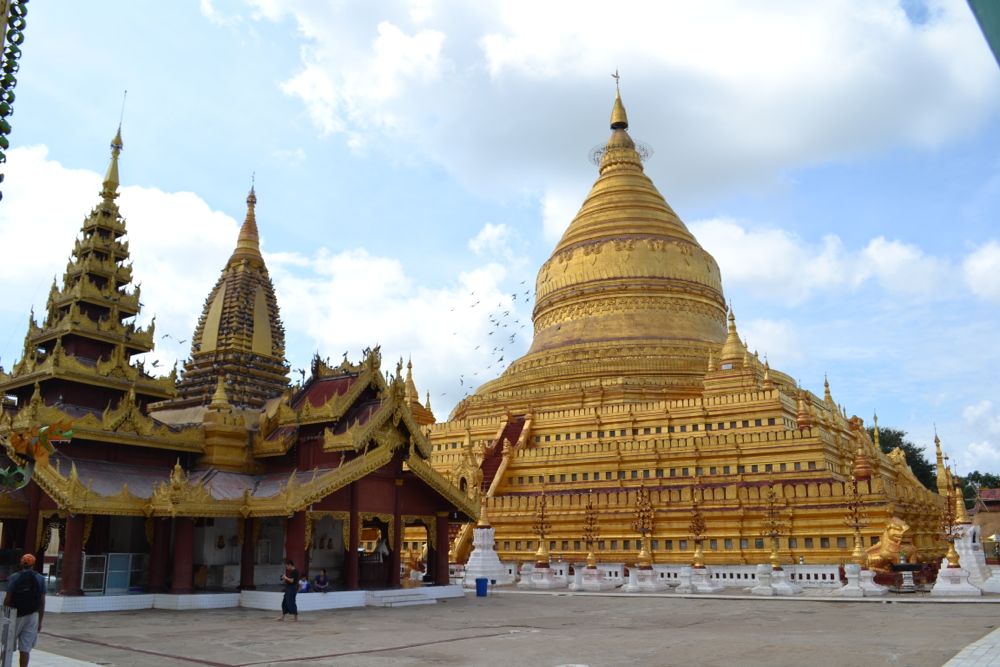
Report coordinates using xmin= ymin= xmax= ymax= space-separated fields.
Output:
xmin=34 ymin=593 xmax=998 ymax=667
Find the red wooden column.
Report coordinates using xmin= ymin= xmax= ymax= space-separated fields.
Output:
xmin=59 ymin=514 xmax=85 ymax=596
xmin=170 ymin=517 xmax=194 ymax=594
xmin=434 ymin=512 xmax=450 ymax=586
xmin=239 ymin=517 xmax=256 ymax=590
xmin=22 ymin=484 xmax=41 ymax=568
xmin=285 ymin=512 xmax=307 ymax=575
xmin=389 ymin=479 xmax=403 ymax=588
xmin=147 ymin=518 xmax=171 ymax=593
xmin=346 ymin=482 xmax=360 ymax=590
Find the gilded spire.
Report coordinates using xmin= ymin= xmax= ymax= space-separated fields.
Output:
xmin=872 ymin=412 xmax=880 ymax=450
xmin=477 ymin=494 xmax=492 ymax=528
xmin=210 ymin=375 xmax=230 ymax=410
xmin=610 ymin=71 xmax=628 ymax=130
xmin=425 ymin=390 xmax=432 ymax=412
xmin=720 ymin=307 xmax=745 ymax=365
xmin=229 ymin=182 xmax=262 ymax=265
xmin=762 ymin=359 xmax=774 ymax=390
xmin=405 ymin=357 xmax=418 ymax=402
xmin=101 ymin=126 xmax=124 ymax=201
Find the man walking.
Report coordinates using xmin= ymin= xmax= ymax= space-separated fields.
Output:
xmin=4 ymin=554 xmax=46 ymax=667
xmin=277 ymin=559 xmax=298 ymax=621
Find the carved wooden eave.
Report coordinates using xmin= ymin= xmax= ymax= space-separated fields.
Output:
xmin=3 ymin=343 xmax=175 ymax=398
xmin=0 ymin=394 xmax=203 ymax=455
xmin=405 ymin=451 xmax=478 ymax=520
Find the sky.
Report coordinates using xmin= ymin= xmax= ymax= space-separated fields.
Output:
xmin=1 ymin=0 xmax=999 ymax=474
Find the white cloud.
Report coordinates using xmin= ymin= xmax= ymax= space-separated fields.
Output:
xmin=247 ymin=0 xmax=999 ymax=232
xmin=964 ymin=400 xmax=1000 ymax=436
xmin=270 ymin=247 xmax=530 ymax=415
xmin=271 ymin=147 xmax=306 ymax=165
xmin=739 ymin=318 xmax=804 ymax=366
xmin=963 ymin=240 xmax=1000 ymax=301
xmin=690 ymin=217 xmax=955 ymax=303
xmin=468 ymin=223 xmax=513 ymax=259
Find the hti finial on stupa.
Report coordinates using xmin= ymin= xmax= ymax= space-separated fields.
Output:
xmin=101 ymin=126 xmax=124 ymax=201
xmin=230 ymin=177 xmax=262 ymax=266
xmin=610 ymin=69 xmax=628 ymax=130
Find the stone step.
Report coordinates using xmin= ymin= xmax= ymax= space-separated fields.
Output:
xmin=384 ymin=598 xmax=437 ymax=608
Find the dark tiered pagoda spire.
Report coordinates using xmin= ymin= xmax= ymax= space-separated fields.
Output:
xmin=0 ymin=127 xmax=175 ymax=414
xmin=165 ymin=185 xmax=289 ymax=410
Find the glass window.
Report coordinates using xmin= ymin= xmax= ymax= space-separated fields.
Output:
xmin=724 ymin=538 xmax=733 ymax=550
xmin=679 ymin=425 xmax=687 ymax=432
xmin=631 ymin=470 xmax=638 ymax=479
xmin=692 ymin=424 xmax=699 ymax=431
xmin=619 ymin=470 xmax=626 ymax=479
xmin=709 ymin=539 xmax=718 ymax=550
xmin=751 ymin=465 xmax=758 ymax=473
xmin=780 ymin=463 xmax=786 ymax=472
xmin=598 ymin=430 xmax=605 ymax=438
xmin=788 ymin=538 xmax=797 ymax=548
xmin=755 ymin=419 xmax=762 ymax=426
xmin=696 ymin=467 xmax=704 ymax=476
xmin=710 ymin=467 xmax=717 ymax=475
xmin=805 ymin=538 xmax=814 ymax=548
xmin=668 ymin=426 xmax=675 ymax=433
xmin=679 ymin=540 xmax=688 ymax=551
xmin=515 ymin=541 xmax=522 ymax=550
xmin=655 ymin=426 xmax=662 ymax=434
xmin=643 ymin=427 xmax=651 ymax=435
xmin=560 ymin=474 xmax=566 ymax=482
xmin=583 ymin=472 xmax=589 ymax=481
xmin=767 ymin=418 xmax=776 ymax=425
xmin=656 ymin=469 xmax=664 ymax=478
xmin=794 ymin=462 xmax=801 ymax=471
xmin=723 ymin=466 xmax=730 ymax=474
xmin=574 ymin=540 xmax=581 ymax=550
xmin=808 ymin=461 xmax=817 ymax=470
xmin=730 ymin=421 xmax=737 ymax=429
xmin=765 ymin=464 xmax=772 ymax=472
xmin=754 ymin=538 xmax=765 ymax=549
xmin=643 ymin=469 xmax=650 ymax=478
xmin=837 ymin=537 xmax=847 ymax=549
xmin=623 ymin=539 xmax=631 ymax=550
xmin=665 ymin=540 xmax=673 ymax=551
xmin=651 ymin=539 xmax=659 ymax=550
xmin=820 ymin=537 xmax=830 ymax=548
xmin=742 ymin=420 xmax=750 ymax=427
xmin=670 ymin=468 xmax=677 ymax=477
xmin=740 ymin=538 xmax=749 ymax=549
xmin=518 ymin=476 xmax=524 ymax=484
xmin=503 ymin=541 xmax=510 ymax=550
xmin=610 ymin=540 xmax=618 ymax=550
xmin=682 ymin=467 xmax=689 ymax=476
xmin=605 ymin=471 xmax=613 ymax=480
xmin=571 ymin=473 xmax=577 ymax=482
xmin=737 ymin=465 xmax=745 ymax=474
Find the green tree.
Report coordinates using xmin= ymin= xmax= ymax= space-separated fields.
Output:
xmin=959 ymin=470 xmax=1000 ymax=507
xmin=866 ymin=426 xmax=937 ymax=491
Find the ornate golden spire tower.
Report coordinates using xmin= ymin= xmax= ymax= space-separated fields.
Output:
xmin=165 ymin=185 xmax=289 ymax=409
xmin=464 ymin=83 xmax=727 ymax=412
xmin=0 ymin=126 xmax=174 ymax=413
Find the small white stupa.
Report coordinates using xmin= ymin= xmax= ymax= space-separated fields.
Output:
xmin=463 ymin=498 xmax=514 ymax=587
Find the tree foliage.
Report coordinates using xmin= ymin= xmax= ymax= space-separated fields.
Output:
xmin=866 ymin=426 xmax=937 ymax=491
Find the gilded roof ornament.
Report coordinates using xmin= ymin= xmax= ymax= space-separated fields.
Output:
xmin=101 ymin=126 xmax=123 ymax=201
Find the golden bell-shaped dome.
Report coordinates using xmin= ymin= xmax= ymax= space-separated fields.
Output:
xmin=469 ymin=87 xmax=727 ymax=406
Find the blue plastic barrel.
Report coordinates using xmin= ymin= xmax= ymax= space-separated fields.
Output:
xmin=475 ymin=577 xmax=488 ymax=597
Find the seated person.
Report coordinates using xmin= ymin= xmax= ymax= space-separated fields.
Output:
xmin=313 ymin=569 xmax=330 ymax=593
xmin=298 ymin=575 xmax=311 ymax=593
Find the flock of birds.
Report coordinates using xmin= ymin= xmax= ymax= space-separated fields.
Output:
xmin=441 ymin=279 xmax=533 ymax=403
xmin=136 ymin=282 xmax=536 ymax=407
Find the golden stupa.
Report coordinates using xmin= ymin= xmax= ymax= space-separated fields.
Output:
xmin=426 ymin=87 xmax=947 ymax=568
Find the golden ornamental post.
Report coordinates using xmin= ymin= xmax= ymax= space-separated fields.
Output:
xmin=760 ymin=481 xmax=787 ymax=571
xmin=689 ymin=501 xmax=706 ymax=569
xmin=632 ymin=485 xmax=654 ymax=569
xmin=533 ymin=488 xmax=552 ymax=568
xmin=582 ymin=491 xmax=599 ymax=569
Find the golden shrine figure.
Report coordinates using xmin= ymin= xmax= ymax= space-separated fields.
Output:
xmin=426 ymin=87 xmax=948 ymax=568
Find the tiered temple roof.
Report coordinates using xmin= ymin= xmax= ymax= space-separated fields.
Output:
xmin=0 ymin=128 xmax=178 ymax=444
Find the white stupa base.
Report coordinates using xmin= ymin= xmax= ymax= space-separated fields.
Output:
xmin=676 ymin=566 xmax=723 ymax=594
xmin=463 ymin=528 xmax=515 ymax=587
xmin=622 ymin=568 xmax=667 ymax=593
xmin=580 ymin=567 xmax=618 ymax=591
xmin=833 ymin=563 xmax=864 ymax=597
xmin=518 ymin=566 xmax=567 ymax=590
xmin=858 ymin=568 xmax=887 ymax=595
xmin=750 ymin=564 xmax=776 ymax=596
xmin=978 ymin=573 xmax=1000 ymax=593
xmin=931 ymin=567 xmax=983 ymax=597
xmin=769 ymin=568 xmax=803 ymax=595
